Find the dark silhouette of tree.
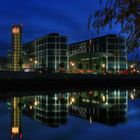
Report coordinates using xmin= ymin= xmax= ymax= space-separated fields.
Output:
xmin=78 ymin=63 xmax=83 ymax=69
xmin=59 ymin=62 xmax=65 ymax=73
xmin=59 ymin=62 xmax=65 ymax=69
xmin=89 ymin=0 xmax=140 ymax=50
xmin=19 ymin=58 xmax=23 ymax=71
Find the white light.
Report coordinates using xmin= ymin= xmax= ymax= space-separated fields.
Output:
xmin=12 ymin=127 xmax=19 ymax=134
xmin=24 ymin=69 xmax=30 ymax=72
xmin=34 ymin=101 xmax=38 ymax=106
xmin=70 ymin=62 xmax=75 ymax=66
xmin=30 ymin=58 xmax=33 ymax=62
xmin=102 ymin=95 xmax=106 ymax=102
xmin=90 ymin=116 xmax=92 ymax=124
xmin=30 ymin=105 xmax=33 ymax=110
xmin=34 ymin=60 xmax=38 ymax=64
xmin=54 ymin=95 xmax=57 ymax=100
xmin=105 ymin=102 xmax=108 ymax=105
xmin=71 ymin=97 xmax=75 ymax=103
xmin=71 ymin=63 xmax=75 ymax=66
xmin=133 ymin=89 xmax=136 ymax=92
xmin=130 ymin=94 xmax=135 ymax=100
xmin=102 ymin=64 xmax=105 ymax=68
xmin=130 ymin=65 xmax=134 ymax=68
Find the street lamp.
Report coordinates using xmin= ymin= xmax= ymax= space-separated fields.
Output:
xmin=29 ymin=58 xmax=33 ymax=62
xmin=34 ymin=60 xmax=38 ymax=64
xmin=130 ymin=65 xmax=134 ymax=68
xmin=102 ymin=63 xmax=106 ymax=74
xmin=71 ymin=62 xmax=75 ymax=66
xmin=70 ymin=61 xmax=75 ymax=72
xmin=102 ymin=64 xmax=106 ymax=68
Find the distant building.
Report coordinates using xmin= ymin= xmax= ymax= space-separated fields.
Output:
xmin=0 ymin=57 xmax=8 ymax=71
xmin=69 ymin=34 xmax=128 ymax=73
xmin=7 ymin=49 xmax=12 ymax=71
xmin=12 ymin=25 xmax=22 ymax=71
xmin=23 ymin=33 xmax=68 ymax=72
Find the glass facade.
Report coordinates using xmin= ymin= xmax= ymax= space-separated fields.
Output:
xmin=69 ymin=90 xmax=128 ymax=125
xmin=107 ymin=37 xmax=128 ymax=72
xmin=69 ymin=34 xmax=128 ymax=73
xmin=23 ymin=33 xmax=68 ymax=72
xmin=12 ymin=25 xmax=22 ymax=71
xmin=22 ymin=93 xmax=68 ymax=127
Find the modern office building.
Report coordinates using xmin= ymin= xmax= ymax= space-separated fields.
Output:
xmin=69 ymin=90 xmax=128 ymax=125
xmin=69 ymin=34 xmax=128 ymax=73
xmin=12 ymin=25 xmax=22 ymax=71
xmin=23 ymin=33 xmax=68 ymax=72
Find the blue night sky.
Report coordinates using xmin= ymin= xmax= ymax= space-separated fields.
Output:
xmin=0 ymin=0 xmax=120 ymax=56
xmin=0 ymin=0 xmax=139 ymax=60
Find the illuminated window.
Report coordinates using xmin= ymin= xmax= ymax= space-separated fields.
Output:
xmin=12 ymin=28 xmax=20 ymax=34
xmin=12 ymin=127 xmax=19 ymax=134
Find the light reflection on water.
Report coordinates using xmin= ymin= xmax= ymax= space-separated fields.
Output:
xmin=1 ymin=88 xmax=140 ymax=140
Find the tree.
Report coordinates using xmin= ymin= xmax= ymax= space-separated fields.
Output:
xmin=59 ymin=62 xmax=65 ymax=73
xmin=78 ymin=63 xmax=83 ymax=69
xmin=19 ymin=58 xmax=23 ymax=71
xmin=89 ymin=0 xmax=140 ymax=50
xmin=59 ymin=62 xmax=65 ymax=69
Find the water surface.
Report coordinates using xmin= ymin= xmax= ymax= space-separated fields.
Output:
xmin=0 ymin=89 xmax=140 ymax=140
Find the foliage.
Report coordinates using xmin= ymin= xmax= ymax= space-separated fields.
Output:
xmin=19 ymin=58 xmax=23 ymax=70
xmin=78 ymin=63 xmax=83 ymax=69
xmin=59 ymin=62 xmax=65 ymax=68
xmin=89 ymin=0 xmax=140 ymax=49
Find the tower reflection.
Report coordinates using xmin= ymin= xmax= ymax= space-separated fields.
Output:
xmin=11 ymin=97 xmax=22 ymax=139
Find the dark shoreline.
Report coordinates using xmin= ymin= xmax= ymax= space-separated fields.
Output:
xmin=0 ymin=72 xmax=140 ymax=91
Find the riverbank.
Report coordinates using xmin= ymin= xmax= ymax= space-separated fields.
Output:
xmin=0 ymin=71 xmax=140 ymax=91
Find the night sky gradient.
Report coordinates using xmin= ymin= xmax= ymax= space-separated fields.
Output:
xmin=0 ymin=0 xmax=139 ymax=60
xmin=0 ymin=0 xmax=120 ymax=56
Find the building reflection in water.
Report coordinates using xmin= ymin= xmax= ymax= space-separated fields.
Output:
xmin=22 ymin=93 xmax=68 ymax=127
xmin=11 ymin=97 xmax=22 ymax=139
xmin=68 ymin=90 xmax=128 ymax=126
xmin=8 ymin=89 xmax=131 ymax=139
xmin=128 ymin=88 xmax=140 ymax=100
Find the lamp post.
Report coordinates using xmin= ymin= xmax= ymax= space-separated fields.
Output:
xmin=102 ymin=63 xmax=106 ymax=74
xmin=70 ymin=61 xmax=75 ymax=73
xmin=28 ymin=58 xmax=37 ymax=71
xmin=34 ymin=60 xmax=38 ymax=64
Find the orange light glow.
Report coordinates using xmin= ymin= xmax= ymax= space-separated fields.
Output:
xmin=12 ymin=28 xmax=19 ymax=34
xmin=12 ymin=127 xmax=19 ymax=134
